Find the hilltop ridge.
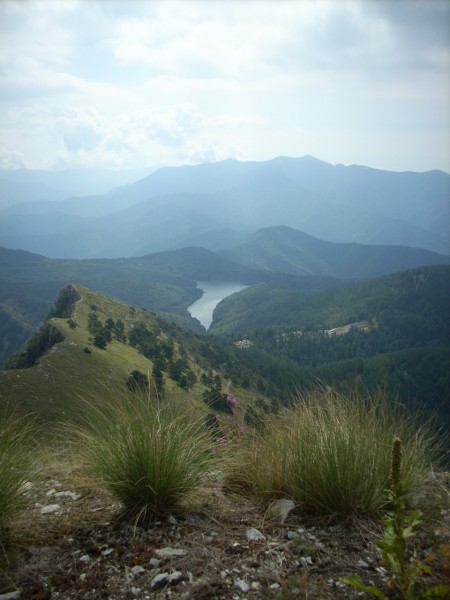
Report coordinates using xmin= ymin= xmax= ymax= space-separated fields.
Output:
xmin=0 ymin=284 xmax=268 ymax=422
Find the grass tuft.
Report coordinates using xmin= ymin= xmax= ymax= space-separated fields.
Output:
xmin=226 ymin=389 xmax=442 ymax=518
xmin=66 ymin=387 xmax=216 ymax=524
xmin=0 ymin=407 xmax=36 ymax=537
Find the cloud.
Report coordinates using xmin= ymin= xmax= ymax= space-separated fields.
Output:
xmin=13 ymin=103 xmax=262 ymax=169
xmin=0 ymin=0 xmax=448 ymax=171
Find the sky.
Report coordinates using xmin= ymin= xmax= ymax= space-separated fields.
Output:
xmin=0 ymin=0 xmax=449 ymax=173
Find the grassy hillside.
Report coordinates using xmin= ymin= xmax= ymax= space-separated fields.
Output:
xmin=0 ymin=284 xmax=269 ymax=423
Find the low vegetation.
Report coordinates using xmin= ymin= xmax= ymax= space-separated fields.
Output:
xmin=225 ymin=390 xmax=442 ymax=517
xmin=342 ymin=438 xmax=450 ymax=598
xmin=0 ymin=407 xmax=36 ymax=536
xmin=65 ymin=388 xmax=217 ymax=524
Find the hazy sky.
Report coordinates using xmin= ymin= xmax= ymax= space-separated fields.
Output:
xmin=1 ymin=0 xmax=449 ymax=172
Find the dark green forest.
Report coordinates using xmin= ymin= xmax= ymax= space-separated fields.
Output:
xmin=211 ymin=266 xmax=450 ymax=421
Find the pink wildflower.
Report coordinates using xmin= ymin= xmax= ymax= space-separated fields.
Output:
xmin=227 ymin=395 xmax=238 ymax=409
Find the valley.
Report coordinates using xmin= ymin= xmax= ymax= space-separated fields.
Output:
xmin=187 ymin=281 xmax=249 ymax=329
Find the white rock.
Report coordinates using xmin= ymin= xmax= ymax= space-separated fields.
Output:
xmin=19 ymin=481 xmax=33 ymax=493
xmin=79 ymin=555 xmax=91 ymax=563
xmin=287 ymin=531 xmax=300 ymax=540
xmin=40 ymin=504 xmax=60 ymax=514
xmin=55 ymin=491 xmax=81 ymax=501
xmin=155 ymin=547 xmax=187 ymax=558
xmin=149 ymin=558 xmax=160 ymax=567
xmin=131 ymin=565 xmax=145 ymax=575
xmin=167 ymin=515 xmax=178 ymax=525
xmin=245 ymin=527 xmax=265 ymax=542
xmin=150 ymin=571 xmax=183 ymax=589
xmin=234 ymin=579 xmax=249 ymax=593
xmin=356 ymin=560 xmax=369 ymax=569
xmin=0 ymin=592 xmax=21 ymax=600
xmin=270 ymin=583 xmax=280 ymax=590
xmin=101 ymin=548 xmax=114 ymax=556
xmin=168 ymin=571 xmax=183 ymax=584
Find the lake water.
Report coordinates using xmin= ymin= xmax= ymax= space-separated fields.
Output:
xmin=188 ymin=281 xmax=248 ymax=330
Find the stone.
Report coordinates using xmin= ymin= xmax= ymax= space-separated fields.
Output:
xmin=356 ymin=559 xmax=369 ymax=569
xmin=19 ymin=481 xmax=33 ymax=493
xmin=131 ymin=565 xmax=145 ymax=575
xmin=154 ymin=547 xmax=187 ymax=558
xmin=79 ymin=555 xmax=91 ymax=563
xmin=268 ymin=498 xmax=296 ymax=524
xmin=287 ymin=531 xmax=300 ymax=540
xmin=245 ymin=527 xmax=265 ymax=542
xmin=150 ymin=571 xmax=183 ymax=589
xmin=234 ymin=579 xmax=249 ymax=593
xmin=0 ymin=592 xmax=21 ymax=600
xmin=55 ymin=491 xmax=81 ymax=501
xmin=40 ymin=504 xmax=60 ymax=514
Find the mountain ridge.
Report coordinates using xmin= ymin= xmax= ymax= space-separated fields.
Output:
xmin=1 ymin=156 xmax=448 ymax=257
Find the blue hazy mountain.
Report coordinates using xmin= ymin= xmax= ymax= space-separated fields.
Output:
xmin=0 ymin=156 xmax=448 ymax=257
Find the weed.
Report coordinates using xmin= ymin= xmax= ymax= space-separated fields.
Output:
xmin=341 ymin=437 xmax=450 ymax=599
xmin=0 ymin=407 xmax=36 ymax=537
xmin=66 ymin=388 xmax=216 ymax=524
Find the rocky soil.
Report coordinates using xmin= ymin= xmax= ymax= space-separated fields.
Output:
xmin=1 ymin=464 xmax=449 ymax=600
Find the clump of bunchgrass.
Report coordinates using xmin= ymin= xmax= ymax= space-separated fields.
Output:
xmin=0 ymin=407 xmax=36 ymax=536
xmin=227 ymin=389 xmax=440 ymax=518
xmin=67 ymin=387 xmax=216 ymax=524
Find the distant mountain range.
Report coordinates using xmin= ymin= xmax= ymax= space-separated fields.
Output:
xmin=0 ymin=166 xmax=156 ymax=211
xmin=0 ymin=156 xmax=448 ymax=257
xmin=220 ymin=226 xmax=450 ymax=279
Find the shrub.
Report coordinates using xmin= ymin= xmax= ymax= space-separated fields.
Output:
xmin=5 ymin=324 xmax=64 ymax=369
xmin=226 ymin=389 xmax=440 ymax=518
xmin=0 ymin=409 xmax=35 ymax=535
xmin=69 ymin=389 xmax=216 ymax=523
xmin=126 ymin=370 xmax=149 ymax=393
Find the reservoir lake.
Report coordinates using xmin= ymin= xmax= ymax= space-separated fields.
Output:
xmin=188 ymin=281 xmax=248 ymax=330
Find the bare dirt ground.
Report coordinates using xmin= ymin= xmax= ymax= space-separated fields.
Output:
xmin=1 ymin=461 xmax=449 ymax=600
